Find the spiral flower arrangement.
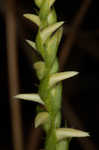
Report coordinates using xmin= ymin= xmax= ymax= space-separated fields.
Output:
xmin=15 ymin=0 xmax=89 ymax=150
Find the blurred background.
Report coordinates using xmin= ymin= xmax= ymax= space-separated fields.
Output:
xmin=0 ymin=0 xmax=99 ymax=150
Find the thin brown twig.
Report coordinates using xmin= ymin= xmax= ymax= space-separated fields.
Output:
xmin=5 ymin=0 xmax=24 ymax=150
xmin=59 ymin=0 xmax=91 ymax=71
xmin=26 ymin=128 xmax=43 ymax=150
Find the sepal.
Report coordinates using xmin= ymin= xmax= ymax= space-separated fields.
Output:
xmin=34 ymin=61 xmax=46 ymax=80
xmin=23 ymin=14 xmax=40 ymax=26
xmin=35 ymin=22 xmax=64 ymax=59
xmin=26 ymin=40 xmax=37 ymax=50
xmin=47 ymin=8 xmax=57 ymax=25
xmin=49 ymin=0 xmax=56 ymax=8
xmin=49 ymin=71 xmax=79 ymax=87
xmin=36 ymin=31 xmax=46 ymax=59
xmin=34 ymin=0 xmax=43 ymax=8
xmin=39 ymin=0 xmax=56 ymax=23
xmin=34 ymin=0 xmax=55 ymax=8
xmin=14 ymin=94 xmax=45 ymax=105
xmin=57 ymin=27 xmax=63 ymax=45
xmin=49 ymin=58 xmax=59 ymax=74
xmin=34 ymin=112 xmax=49 ymax=128
xmin=56 ymin=128 xmax=89 ymax=141
xmin=45 ymin=27 xmax=63 ymax=66
xmin=56 ymin=140 xmax=69 ymax=150
xmin=40 ymin=22 xmax=64 ymax=43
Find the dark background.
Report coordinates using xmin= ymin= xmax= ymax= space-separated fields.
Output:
xmin=0 ymin=0 xmax=99 ymax=150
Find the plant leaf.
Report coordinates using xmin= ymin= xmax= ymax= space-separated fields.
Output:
xmin=23 ymin=14 xmax=40 ymax=26
xmin=14 ymin=94 xmax=44 ymax=105
xmin=56 ymin=128 xmax=89 ymax=141
xmin=49 ymin=71 xmax=79 ymax=87
xmin=35 ymin=112 xmax=49 ymax=128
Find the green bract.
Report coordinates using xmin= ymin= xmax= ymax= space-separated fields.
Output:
xmin=14 ymin=0 xmax=89 ymax=150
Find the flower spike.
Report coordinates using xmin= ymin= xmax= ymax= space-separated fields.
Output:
xmin=18 ymin=0 xmax=89 ymax=149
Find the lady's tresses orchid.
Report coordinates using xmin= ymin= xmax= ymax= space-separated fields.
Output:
xmin=15 ymin=0 xmax=89 ymax=150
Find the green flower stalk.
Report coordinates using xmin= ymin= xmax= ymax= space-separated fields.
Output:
xmin=15 ymin=0 xmax=89 ymax=150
